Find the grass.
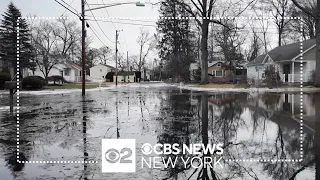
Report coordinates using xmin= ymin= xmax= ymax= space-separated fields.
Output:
xmin=43 ymin=82 xmax=129 ymax=89
xmin=44 ymin=83 xmax=100 ymax=89
xmin=193 ymin=83 xmax=249 ymax=88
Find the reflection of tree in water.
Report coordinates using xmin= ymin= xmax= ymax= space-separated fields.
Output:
xmin=247 ymin=93 xmax=315 ymax=180
xmin=0 ymin=114 xmax=33 ymax=178
xmin=157 ymin=90 xmax=199 ymax=179
xmin=157 ymin=90 xmax=316 ymax=180
xmin=209 ymin=93 xmax=248 ymax=146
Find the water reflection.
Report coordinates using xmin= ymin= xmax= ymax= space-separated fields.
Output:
xmin=0 ymin=86 xmax=317 ymax=179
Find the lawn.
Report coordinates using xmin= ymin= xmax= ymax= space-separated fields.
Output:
xmin=44 ymin=83 xmax=101 ymax=89
xmin=193 ymin=83 xmax=249 ymax=88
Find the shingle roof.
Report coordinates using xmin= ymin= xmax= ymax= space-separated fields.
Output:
xmin=268 ymin=39 xmax=315 ymax=61
xmin=247 ymin=54 xmax=267 ymax=66
xmin=247 ymin=39 xmax=316 ymax=66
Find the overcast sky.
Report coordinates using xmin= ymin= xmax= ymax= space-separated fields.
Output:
xmin=0 ymin=0 xmax=283 ymax=66
xmin=0 ymin=0 xmax=160 ymax=66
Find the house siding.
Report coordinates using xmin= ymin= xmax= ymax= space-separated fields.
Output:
xmin=89 ymin=64 xmax=114 ymax=82
xmin=208 ymin=63 xmax=232 ymax=83
xmin=32 ymin=64 xmax=80 ymax=82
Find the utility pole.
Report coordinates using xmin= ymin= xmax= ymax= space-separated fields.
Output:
xmin=81 ymin=0 xmax=86 ymax=96
xmin=115 ymin=30 xmax=119 ymax=86
xmin=127 ymin=51 xmax=129 ymax=82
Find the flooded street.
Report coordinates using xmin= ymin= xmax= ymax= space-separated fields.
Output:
xmin=0 ymin=83 xmax=317 ymax=180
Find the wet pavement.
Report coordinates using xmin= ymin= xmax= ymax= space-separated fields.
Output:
xmin=0 ymin=83 xmax=317 ymax=180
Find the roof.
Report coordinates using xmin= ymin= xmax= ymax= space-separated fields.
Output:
xmin=114 ymin=71 xmax=135 ymax=76
xmin=100 ymin=64 xmax=115 ymax=69
xmin=208 ymin=61 xmax=228 ymax=68
xmin=247 ymin=39 xmax=316 ymax=66
xmin=247 ymin=54 xmax=267 ymax=66
xmin=71 ymin=63 xmax=82 ymax=70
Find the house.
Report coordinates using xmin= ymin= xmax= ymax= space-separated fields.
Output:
xmin=208 ymin=61 xmax=233 ymax=83
xmin=32 ymin=62 xmax=82 ymax=83
xmin=113 ymin=71 xmax=136 ymax=83
xmin=89 ymin=64 xmax=115 ymax=82
xmin=247 ymin=39 xmax=316 ymax=83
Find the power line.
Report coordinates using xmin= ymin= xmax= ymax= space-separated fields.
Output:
xmin=86 ymin=21 xmax=113 ymax=48
xmin=61 ymin=0 xmax=76 ymax=16
xmin=84 ymin=0 xmax=115 ymax=44
xmin=54 ymin=0 xmax=80 ymax=17
xmin=89 ymin=19 xmax=157 ymax=27
xmin=100 ymin=0 xmax=129 ymax=52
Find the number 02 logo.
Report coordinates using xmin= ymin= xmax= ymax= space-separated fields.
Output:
xmin=105 ymin=147 xmax=132 ymax=163
xmin=101 ymin=139 xmax=136 ymax=173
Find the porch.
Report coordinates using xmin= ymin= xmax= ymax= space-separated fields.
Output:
xmin=279 ymin=62 xmax=312 ymax=83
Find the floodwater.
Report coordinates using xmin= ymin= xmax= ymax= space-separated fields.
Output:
xmin=0 ymin=83 xmax=317 ymax=180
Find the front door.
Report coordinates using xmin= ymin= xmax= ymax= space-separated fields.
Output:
xmin=283 ymin=64 xmax=291 ymax=82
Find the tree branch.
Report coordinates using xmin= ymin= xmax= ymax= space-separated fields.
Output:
xmin=291 ymin=0 xmax=316 ymax=18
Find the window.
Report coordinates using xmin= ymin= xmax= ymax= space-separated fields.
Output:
xmin=100 ymin=69 xmax=102 ymax=72
xmin=64 ymin=68 xmax=70 ymax=76
xmin=217 ymin=63 xmax=221 ymax=67
xmin=212 ymin=70 xmax=215 ymax=76
xmin=215 ymin=70 xmax=223 ymax=77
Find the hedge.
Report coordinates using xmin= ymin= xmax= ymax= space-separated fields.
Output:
xmin=21 ymin=76 xmax=46 ymax=90
xmin=0 ymin=71 xmax=11 ymax=90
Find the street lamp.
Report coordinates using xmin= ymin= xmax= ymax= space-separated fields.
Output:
xmin=81 ymin=1 xmax=145 ymax=95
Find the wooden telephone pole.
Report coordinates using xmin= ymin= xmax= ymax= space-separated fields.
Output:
xmin=81 ymin=0 xmax=86 ymax=96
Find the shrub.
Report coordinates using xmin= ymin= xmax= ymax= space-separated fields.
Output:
xmin=47 ymin=75 xmax=67 ymax=84
xmin=21 ymin=76 xmax=45 ymax=90
xmin=0 ymin=71 xmax=11 ymax=90
xmin=262 ymin=65 xmax=281 ymax=87
xmin=105 ymin=72 xmax=114 ymax=82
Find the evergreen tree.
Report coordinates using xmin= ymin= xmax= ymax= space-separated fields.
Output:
xmin=0 ymin=2 xmax=35 ymax=78
xmin=157 ymin=0 xmax=196 ymax=82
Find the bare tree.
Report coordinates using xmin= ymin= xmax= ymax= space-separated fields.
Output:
xmin=174 ymin=0 xmax=256 ymax=84
xmin=137 ymin=27 xmax=152 ymax=72
xmin=263 ymin=0 xmax=293 ymax=46
xmin=251 ymin=1 xmax=272 ymax=53
xmin=290 ymin=0 xmax=316 ymax=40
xmin=246 ymin=30 xmax=262 ymax=62
xmin=98 ymin=46 xmax=112 ymax=65
xmin=32 ymin=19 xmax=81 ymax=81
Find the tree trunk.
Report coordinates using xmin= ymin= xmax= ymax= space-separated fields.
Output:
xmin=315 ymin=8 xmax=320 ymax=85
xmin=139 ymin=45 xmax=143 ymax=72
xmin=200 ymin=20 xmax=209 ymax=84
xmin=278 ymin=29 xmax=282 ymax=47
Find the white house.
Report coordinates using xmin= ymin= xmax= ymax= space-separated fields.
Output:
xmin=32 ymin=62 xmax=82 ymax=82
xmin=113 ymin=71 xmax=136 ymax=83
xmin=247 ymin=39 xmax=316 ymax=83
xmin=89 ymin=64 xmax=115 ymax=82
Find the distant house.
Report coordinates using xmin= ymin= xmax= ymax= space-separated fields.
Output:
xmin=32 ymin=62 xmax=82 ymax=82
xmin=208 ymin=61 xmax=232 ymax=83
xmin=89 ymin=64 xmax=115 ymax=82
xmin=113 ymin=71 xmax=136 ymax=83
xmin=247 ymin=39 xmax=316 ymax=83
